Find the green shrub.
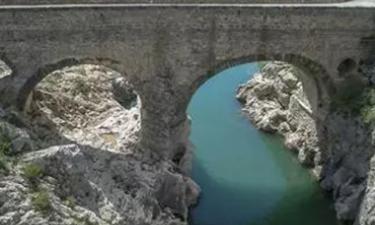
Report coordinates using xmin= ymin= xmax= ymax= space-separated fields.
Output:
xmin=358 ymin=89 xmax=375 ymax=124
xmin=0 ymin=132 xmax=11 ymax=156
xmin=22 ymin=163 xmax=44 ymax=182
xmin=0 ymin=132 xmax=11 ymax=174
xmin=364 ymin=88 xmax=375 ymax=105
xmin=361 ymin=106 xmax=375 ymax=124
xmin=31 ymin=190 xmax=51 ymax=214
xmin=332 ymin=87 xmax=375 ymax=125
xmin=0 ymin=155 xmax=9 ymax=174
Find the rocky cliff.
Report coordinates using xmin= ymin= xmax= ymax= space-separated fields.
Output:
xmin=237 ymin=62 xmax=375 ymax=224
xmin=0 ymin=65 xmax=199 ymax=225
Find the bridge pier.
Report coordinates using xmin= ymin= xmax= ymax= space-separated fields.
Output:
xmin=137 ymin=70 xmax=189 ymax=160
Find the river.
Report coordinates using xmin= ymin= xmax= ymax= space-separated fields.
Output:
xmin=188 ymin=63 xmax=339 ymax=225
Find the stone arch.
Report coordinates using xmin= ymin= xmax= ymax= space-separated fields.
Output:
xmin=16 ymin=57 xmax=141 ymax=111
xmin=187 ymin=53 xmax=334 ymax=119
xmin=153 ymin=53 xmax=335 ymax=165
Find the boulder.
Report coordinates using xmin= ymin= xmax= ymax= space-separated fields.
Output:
xmin=155 ymin=171 xmax=200 ymax=220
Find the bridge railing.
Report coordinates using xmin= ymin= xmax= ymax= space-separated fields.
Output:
xmin=0 ymin=0 xmax=351 ymax=5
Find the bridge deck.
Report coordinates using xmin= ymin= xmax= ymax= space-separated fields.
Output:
xmin=0 ymin=0 xmax=360 ymax=6
xmin=0 ymin=0 xmax=371 ymax=8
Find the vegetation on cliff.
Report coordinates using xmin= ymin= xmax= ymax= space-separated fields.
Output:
xmin=332 ymin=87 xmax=375 ymax=124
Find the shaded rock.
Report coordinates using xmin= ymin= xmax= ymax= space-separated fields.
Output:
xmin=155 ymin=171 xmax=200 ymax=220
xmin=19 ymin=144 xmax=198 ymax=225
xmin=357 ymin=156 xmax=375 ymax=225
xmin=0 ymin=120 xmax=34 ymax=155
xmin=112 ymin=77 xmax=138 ymax=109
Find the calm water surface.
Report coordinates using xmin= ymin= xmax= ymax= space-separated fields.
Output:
xmin=188 ymin=63 xmax=339 ymax=225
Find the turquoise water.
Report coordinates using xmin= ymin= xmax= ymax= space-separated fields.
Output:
xmin=188 ymin=63 xmax=339 ymax=225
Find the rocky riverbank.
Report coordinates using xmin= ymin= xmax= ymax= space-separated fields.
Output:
xmin=236 ymin=61 xmax=375 ymax=224
xmin=0 ymin=65 xmax=199 ymax=225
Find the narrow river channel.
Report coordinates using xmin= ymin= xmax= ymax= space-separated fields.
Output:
xmin=188 ymin=63 xmax=339 ymax=225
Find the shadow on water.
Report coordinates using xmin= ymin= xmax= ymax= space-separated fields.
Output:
xmin=248 ymin=133 xmax=339 ymax=225
xmin=190 ymin=133 xmax=339 ymax=225
xmin=190 ymin=156 xmax=284 ymax=225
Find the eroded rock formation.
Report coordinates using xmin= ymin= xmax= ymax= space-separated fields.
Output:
xmin=236 ymin=62 xmax=321 ymax=169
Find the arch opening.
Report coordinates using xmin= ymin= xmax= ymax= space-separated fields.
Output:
xmin=338 ymin=58 xmax=357 ymax=77
xmin=23 ymin=62 xmax=142 ymax=152
xmin=185 ymin=60 xmax=338 ymax=225
xmin=187 ymin=54 xmax=333 ymax=126
xmin=16 ymin=57 xmax=126 ymax=110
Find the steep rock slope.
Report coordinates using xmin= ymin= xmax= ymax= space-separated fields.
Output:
xmin=0 ymin=65 xmax=199 ymax=225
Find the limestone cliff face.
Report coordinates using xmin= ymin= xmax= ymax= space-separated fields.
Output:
xmin=0 ymin=65 xmax=199 ymax=225
xmin=237 ymin=62 xmax=375 ymax=224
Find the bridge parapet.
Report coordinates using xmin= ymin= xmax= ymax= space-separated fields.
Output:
xmin=0 ymin=0 xmax=353 ymax=5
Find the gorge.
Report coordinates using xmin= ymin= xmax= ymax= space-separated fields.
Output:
xmin=1 ymin=1 xmax=375 ymax=225
xmin=0 ymin=58 xmax=374 ymax=225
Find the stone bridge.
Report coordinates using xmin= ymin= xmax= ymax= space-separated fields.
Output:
xmin=0 ymin=0 xmax=374 ymax=157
